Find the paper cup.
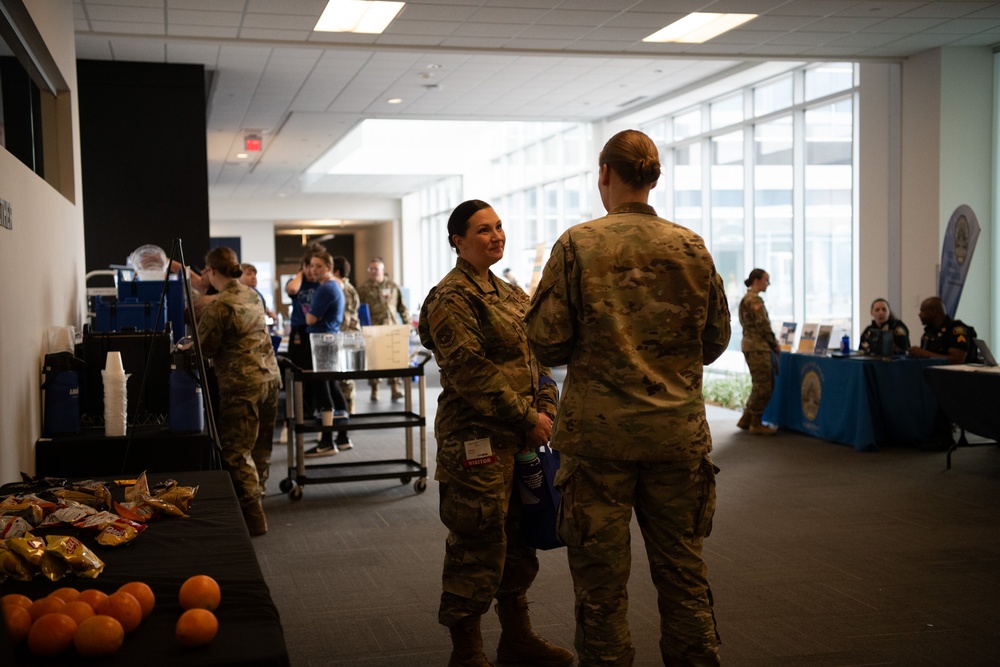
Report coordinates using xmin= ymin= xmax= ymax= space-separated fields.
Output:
xmin=106 ymin=351 xmax=124 ymax=374
xmin=320 ymin=410 xmax=334 ymax=427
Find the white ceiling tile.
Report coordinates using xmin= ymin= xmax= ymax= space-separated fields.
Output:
xmin=169 ymin=25 xmax=240 ymax=38
xmin=82 ymin=4 xmax=164 ymax=23
xmin=239 ymin=27 xmax=313 ymax=41
xmin=860 ymin=17 xmax=950 ymax=33
xmin=397 ymin=4 xmax=478 ymax=21
xmin=468 ymin=7 xmax=549 ymax=23
xmin=243 ymin=13 xmax=317 ymax=30
xmin=171 ymin=0 xmax=247 ymax=10
xmin=245 ymin=0 xmax=327 ymax=15
xmin=90 ymin=21 xmax=165 ymax=36
xmin=899 ymin=2 xmax=997 ymax=19
xmin=168 ymin=10 xmax=242 ymax=27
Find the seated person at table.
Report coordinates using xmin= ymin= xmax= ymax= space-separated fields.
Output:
xmin=859 ymin=298 xmax=910 ymax=356
xmin=907 ymin=296 xmax=978 ymax=364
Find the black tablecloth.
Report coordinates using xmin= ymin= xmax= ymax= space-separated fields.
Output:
xmin=1 ymin=470 xmax=288 ymax=666
xmin=924 ymin=366 xmax=1000 ymax=440
xmin=35 ymin=427 xmax=219 ymax=477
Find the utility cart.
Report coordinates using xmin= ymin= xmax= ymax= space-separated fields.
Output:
xmin=280 ymin=352 xmax=431 ymax=500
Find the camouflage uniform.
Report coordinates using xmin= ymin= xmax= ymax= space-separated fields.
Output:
xmin=197 ymin=280 xmax=281 ymax=508
xmin=739 ymin=289 xmax=778 ymax=418
xmin=524 ymin=203 xmax=730 ymax=666
xmin=358 ymin=276 xmax=411 ymax=397
xmin=418 ymin=257 xmax=559 ymax=628
xmin=338 ymin=279 xmax=361 ymax=408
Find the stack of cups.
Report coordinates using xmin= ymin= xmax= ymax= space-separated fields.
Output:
xmin=102 ymin=351 xmax=129 ymax=437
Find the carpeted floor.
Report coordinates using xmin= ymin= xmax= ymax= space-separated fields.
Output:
xmin=252 ymin=361 xmax=1000 ymax=666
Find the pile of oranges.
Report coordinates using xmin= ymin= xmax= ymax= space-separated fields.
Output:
xmin=1 ymin=574 xmax=221 ymax=657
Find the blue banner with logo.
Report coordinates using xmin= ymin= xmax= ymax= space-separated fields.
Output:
xmin=938 ymin=205 xmax=980 ymax=318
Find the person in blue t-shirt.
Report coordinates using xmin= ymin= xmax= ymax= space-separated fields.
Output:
xmin=284 ymin=244 xmax=323 ymax=417
xmin=304 ymin=250 xmax=352 ymax=456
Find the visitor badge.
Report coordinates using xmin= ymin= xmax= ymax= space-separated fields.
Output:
xmin=463 ymin=437 xmax=496 ymax=468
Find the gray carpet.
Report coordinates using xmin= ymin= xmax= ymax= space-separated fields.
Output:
xmin=252 ymin=362 xmax=1000 ymax=666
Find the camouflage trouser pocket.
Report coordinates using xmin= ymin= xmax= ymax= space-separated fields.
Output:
xmin=553 ymin=457 xmax=584 ymax=548
xmin=694 ymin=456 xmax=719 ymax=538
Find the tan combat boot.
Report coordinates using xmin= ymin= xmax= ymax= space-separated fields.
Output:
xmin=448 ymin=616 xmax=494 ymax=667
xmin=242 ymin=498 xmax=268 ymax=536
xmin=736 ymin=411 xmax=750 ymax=430
xmin=495 ymin=596 xmax=574 ymax=667
xmin=749 ymin=415 xmax=777 ymax=436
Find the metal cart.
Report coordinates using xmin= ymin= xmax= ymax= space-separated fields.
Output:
xmin=280 ymin=352 xmax=431 ymax=500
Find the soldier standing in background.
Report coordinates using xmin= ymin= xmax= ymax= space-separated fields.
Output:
xmin=525 ymin=130 xmax=730 ymax=666
xmin=197 ymin=246 xmax=280 ymax=537
xmin=357 ymin=257 xmax=411 ymax=401
xmin=333 ymin=255 xmax=360 ymax=415
xmin=738 ymin=268 xmax=780 ymax=436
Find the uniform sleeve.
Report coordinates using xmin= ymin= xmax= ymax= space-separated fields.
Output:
xmin=524 ymin=239 xmax=577 ymax=367
xmin=426 ymin=288 xmax=539 ymax=431
xmin=892 ymin=320 xmax=910 ymax=352
xmin=701 ymin=267 xmax=732 ymax=365
xmin=746 ymin=295 xmax=778 ymax=348
xmin=196 ymin=300 xmax=228 ymax=358
xmin=534 ymin=364 xmax=559 ymax=418
xmin=396 ymin=285 xmax=410 ymax=325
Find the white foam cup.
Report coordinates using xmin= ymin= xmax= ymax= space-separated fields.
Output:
xmin=106 ymin=351 xmax=125 ymax=374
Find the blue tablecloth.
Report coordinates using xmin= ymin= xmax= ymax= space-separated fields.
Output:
xmin=762 ymin=354 xmax=945 ymax=451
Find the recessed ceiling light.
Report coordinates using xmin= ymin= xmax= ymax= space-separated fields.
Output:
xmin=314 ymin=0 xmax=404 ymax=34
xmin=236 ymin=153 xmax=249 ymax=159
xmin=387 ymin=98 xmax=403 ymax=104
xmin=643 ymin=13 xmax=757 ymax=44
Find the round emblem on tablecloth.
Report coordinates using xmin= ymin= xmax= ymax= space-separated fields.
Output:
xmin=801 ymin=369 xmax=822 ymax=421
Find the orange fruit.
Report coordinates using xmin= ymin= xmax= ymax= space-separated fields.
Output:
xmin=74 ymin=614 xmax=125 ymax=657
xmin=95 ymin=591 xmax=143 ymax=633
xmin=2 ymin=604 xmax=32 ymax=644
xmin=1 ymin=593 xmax=33 ymax=610
xmin=118 ymin=581 xmax=155 ymax=618
xmin=77 ymin=588 xmax=109 ymax=612
xmin=175 ymin=608 xmax=218 ymax=648
xmin=61 ymin=600 xmax=95 ymax=625
xmin=28 ymin=595 xmax=66 ymax=622
xmin=49 ymin=587 xmax=81 ymax=603
xmin=178 ymin=574 xmax=221 ymax=611
xmin=26 ymin=612 xmax=77 ymax=657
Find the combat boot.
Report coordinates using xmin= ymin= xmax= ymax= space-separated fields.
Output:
xmin=370 ymin=385 xmax=379 ymax=401
xmin=495 ymin=596 xmax=574 ymax=667
xmin=736 ymin=411 xmax=750 ymax=430
xmin=242 ymin=499 xmax=268 ymax=536
xmin=448 ymin=615 xmax=494 ymax=667
xmin=749 ymin=415 xmax=777 ymax=436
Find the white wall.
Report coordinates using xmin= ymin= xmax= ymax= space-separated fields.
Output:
xmin=210 ymin=219 xmax=278 ymax=309
xmin=938 ymin=48 xmax=993 ymax=345
xmin=858 ymin=63 xmax=901 ymax=323
xmin=0 ymin=1 xmax=84 ymax=483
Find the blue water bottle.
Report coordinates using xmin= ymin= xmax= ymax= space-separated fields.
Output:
xmin=42 ymin=352 xmax=82 ymax=436
xmin=840 ymin=335 xmax=851 ymax=354
xmin=169 ymin=338 xmax=204 ymax=433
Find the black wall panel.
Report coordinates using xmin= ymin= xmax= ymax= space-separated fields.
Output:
xmin=78 ymin=60 xmax=209 ymax=273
